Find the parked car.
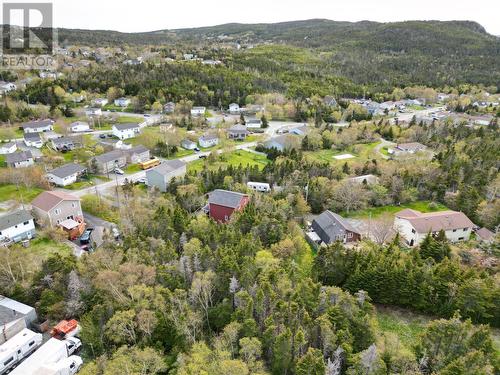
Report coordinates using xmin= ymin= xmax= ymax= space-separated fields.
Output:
xmin=194 ymin=147 xmax=200 ymax=152
xmin=107 ymin=134 xmax=114 ymax=138
xmin=114 ymin=168 xmax=124 ymax=175
xmin=111 ymin=227 xmax=120 ymax=240
xmin=99 ymin=134 xmax=106 ymax=139
xmin=79 ymin=228 xmax=94 ymax=244
xmin=135 ymin=177 xmax=147 ymax=184
xmin=199 ymin=154 xmax=207 ymax=159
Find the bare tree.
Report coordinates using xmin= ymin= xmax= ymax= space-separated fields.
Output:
xmin=369 ymin=214 xmax=396 ymax=244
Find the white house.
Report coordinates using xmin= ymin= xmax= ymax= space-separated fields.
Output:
xmin=92 ymin=98 xmax=108 ymax=107
xmin=191 ymin=106 xmax=206 ymax=117
xmin=245 ymin=116 xmax=262 ymax=129
xmin=0 ymin=142 xmax=17 ymax=155
xmin=198 ymin=134 xmax=219 ymax=148
xmin=21 ymin=119 xmax=53 ymax=133
xmin=114 ymin=97 xmax=131 ymax=107
xmin=70 ymin=121 xmax=90 ymax=133
xmin=46 ymin=163 xmax=87 ymax=187
xmin=181 ymin=139 xmax=197 ymax=150
xmin=0 ymin=210 xmax=35 ymax=244
xmin=6 ymin=151 xmax=34 ymax=168
xmin=112 ymin=123 xmax=140 ymax=140
xmin=85 ymin=107 xmax=102 ymax=116
xmin=247 ymin=182 xmax=271 ymax=192
xmin=229 ymin=103 xmax=240 ymax=114
xmin=0 ymin=81 xmax=17 ymax=93
xmin=393 ymin=209 xmax=475 ymax=247
xmin=24 ymin=133 xmax=43 ymax=148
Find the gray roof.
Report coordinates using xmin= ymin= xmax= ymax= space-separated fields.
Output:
xmin=0 ymin=296 xmax=34 ymax=326
xmin=94 ymin=150 xmax=125 ymax=163
xmin=149 ymin=159 xmax=186 ymax=175
xmin=6 ymin=151 xmax=33 ymax=163
xmin=52 ymin=136 xmax=74 ymax=146
xmin=0 ymin=142 xmax=15 ymax=148
xmin=228 ymin=124 xmax=248 ymax=134
xmin=48 ymin=163 xmax=86 ymax=178
xmin=208 ymin=189 xmax=248 ymax=208
xmin=199 ymin=134 xmax=218 ymax=141
xmin=24 ymin=132 xmax=41 ymax=141
xmin=126 ymin=145 xmax=149 ymax=155
xmin=114 ymin=123 xmax=139 ymax=131
xmin=0 ymin=210 xmax=33 ymax=231
xmin=21 ymin=119 xmax=53 ymax=129
xmin=181 ymin=139 xmax=196 ymax=146
xmin=313 ymin=210 xmax=359 ymax=241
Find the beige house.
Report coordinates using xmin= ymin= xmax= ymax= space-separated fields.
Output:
xmin=31 ymin=191 xmax=83 ymax=227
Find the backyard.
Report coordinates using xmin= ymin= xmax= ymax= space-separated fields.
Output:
xmin=304 ymin=141 xmax=381 ymax=164
xmin=343 ymin=200 xmax=449 ymax=219
xmin=188 ymin=150 xmax=269 ymax=172
xmin=0 ymin=184 xmax=44 ymax=203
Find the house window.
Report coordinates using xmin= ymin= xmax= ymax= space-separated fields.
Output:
xmin=347 ymin=232 xmax=353 ymax=238
xmin=458 ymin=237 xmax=464 ymax=240
xmin=23 ymin=221 xmax=29 ymax=225
xmin=411 ymin=228 xmax=416 ymax=234
xmin=453 ymin=229 xmax=456 ymax=232
xmin=54 ymin=209 xmax=60 ymax=215
xmin=224 ymin=215 xmax=229 ymax=221
xmin=463 ymin=228 xmax=467 ymax=231
xmin=71 ymin=203 xmax=76 ymax=208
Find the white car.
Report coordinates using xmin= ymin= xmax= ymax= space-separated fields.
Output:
xmin=114 ymin=168 xmax=124 ymax=175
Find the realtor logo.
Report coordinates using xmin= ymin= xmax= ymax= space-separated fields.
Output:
xmin=1 ymin=3 xmax=56 ymax=70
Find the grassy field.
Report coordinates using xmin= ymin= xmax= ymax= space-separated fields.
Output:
xmin=0 ymin=184 xmax=44 ymax=203
xmin=304 ymin=142 xmax=380 ymax=164
xmin=125 ymin=164 xmax=141 ymax=174
xmin=81 ymin=194 xmax=119 ymax=223
xmin=22 ymin=236 xmax=73 ymax=257
xmin=189 ymin=150 xmax=269 ymax=172
xmin=343 ymin=200 xmax=449 ymax=219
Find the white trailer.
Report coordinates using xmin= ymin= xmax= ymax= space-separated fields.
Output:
xmin=34 ymin=355 xmax=83 ymax=375
xmin=247 ymin=181 xmax=271 ymax=192
xmin=0 ymin=328 xmax=42 ymax=374
xmin=10 ymin=337 xmax=78 ymax=375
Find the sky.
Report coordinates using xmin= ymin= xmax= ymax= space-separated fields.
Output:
xmin=3 ymin=0 xmax=500 ymax=35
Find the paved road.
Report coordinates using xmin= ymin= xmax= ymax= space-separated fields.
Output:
xmin=374 ymin=138 xmax=396 ymax=159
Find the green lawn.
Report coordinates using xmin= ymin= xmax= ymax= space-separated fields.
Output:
xmin=63 ymin=179 xmax=95 ymax=190
xmin=343 ymin=200 xmax=449 ymax=219
xmin=81 ymin=194 xmax=119 ymax=223
xmin=305 ymin=141 xmax=380 ymax=164
xmin=188 ymin=150 xmax=270 ymax=172
xmin=0 ymin=184 xmax=44 ymax=202
xmin=19 ymin=236 xmax=73 ymax=258
xmin=125 ymin=164 xmax=141 ymax=174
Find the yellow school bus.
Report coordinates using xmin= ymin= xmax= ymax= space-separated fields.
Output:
xmin=139 ymin=158 xmax=161 ymax=170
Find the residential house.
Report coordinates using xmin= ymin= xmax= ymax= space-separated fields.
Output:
xmin=245 ymin=116 xmax=262 ymax=129
xmin=70 ymin=121 xmax=90 ymax=133
xmin=247 ymin=182 xmax=271 ymax=192
xmin=475 ymin=227 xmax=495 ymax=243
xmin=392 ymin=142 xmax=427 ymax=155
xmin=181 ymin=139 xmax=197 ymax=150
xmin=98 ymin=139 xmax=128 ymax=151
xmin=0 ymin=210 xmax=35 ymax=244
xmin=21 ymin=119 xmax=53 ymax=133
xmin=91 ymin=150 xmax=127 ymax=173
xmin=46 ymin=163 xmax=87 ymax=187
xmin=92 ymin=98 xmax=108 ymax=107
xmin=124 ymin=145 xmax=150 ymax=163
xmin=164 ymin=102 xmax=176 ymax=114
xmin=227 ymin=124 xmax=248 ymax=140
xmin=242 ymin=104 xmax=265 ymax=114
xmin=112 ymin=123 xmax=141 ymax=140
xmin=264 ymin=135 xmax=300 ymax=152
xmin=0 ymin=142 xmax=17 ymax=155
xmin=347 ymin=174 xmax=379 ymax=185
xmin=85 ymin=107 xmax=102 ymax=117
xmin=39 ymin=71 xmax=57 ymax=79
xmin=0 ymin=297 xmax=37 ymax=345
xmin=229 ymin=103 xmax=240 ymax=114
xmin=31 ymin=191 xmax=83 ymax=228
xmin=207 ymin=189 xmax=249 ymax=223
xmin=312 ymin=210 xmax=361 ymax=245
xmin=199 ymin=134 xmax=219 ymax=148
xmin=323 ymin=96 xmax=337 ymax=107
xmin=6 ymin=151 xmax=34 ymax=168
xmin=146 ymin=160 xmax=187 ymax=192
xmin=114 ymin=97 xmax=131 ymax=107
xmin=393 ymin=209 xmax=475 ymax=247
xmin=51 ymin=136 xmax=79 ymax=152
xmin=23 ymin=133 xmax=43 ymax=148
xmin=191 ymin=106 xmax=206 ymax=117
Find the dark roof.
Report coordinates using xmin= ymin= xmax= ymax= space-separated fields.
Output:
xmin=114 ymin=123 xmax=139 ymax=131
xmin=6 ymin=151 xmax=33 ymax=163
xmin=313 ymin=210 xmax=359 ymax=241
xmin=208 ymin=189 xmax=248 ymax=208
xmin=94 ymin=150 xmax=125 ymax=163
xmin=149 ymin=159 xmax=186 ymax=176
xmin=21 ymin=119 xmax=53 ymax=129
xmin=48 ymin=163 xmax=86 ymax=178
xmin=0 ymin=210 xmax=33 ymax=231
xmin=24 ymin=132 xmax=41 ymax=141
xmin=52 ymin=136 xmax=74 ymax=146
xmin=125 ymin=145 xmax=149 ymax=155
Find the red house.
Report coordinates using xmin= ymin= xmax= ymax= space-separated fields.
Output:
xmin=208 ymin=189 xmax=249 ymax=223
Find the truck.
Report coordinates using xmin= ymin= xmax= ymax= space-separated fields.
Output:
xmin=0 ymin=328 xmax=42 ymax=374
xmin=33 ymin=356 xmax=83 ymax=375
xmin=50 ymin=320 xmax=81 ymax=340
xmin=10 ymin=337 xmax=81 ymax=375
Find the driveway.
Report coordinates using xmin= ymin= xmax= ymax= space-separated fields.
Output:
xmin=374 ymin=138 xmax=396 ymax=159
